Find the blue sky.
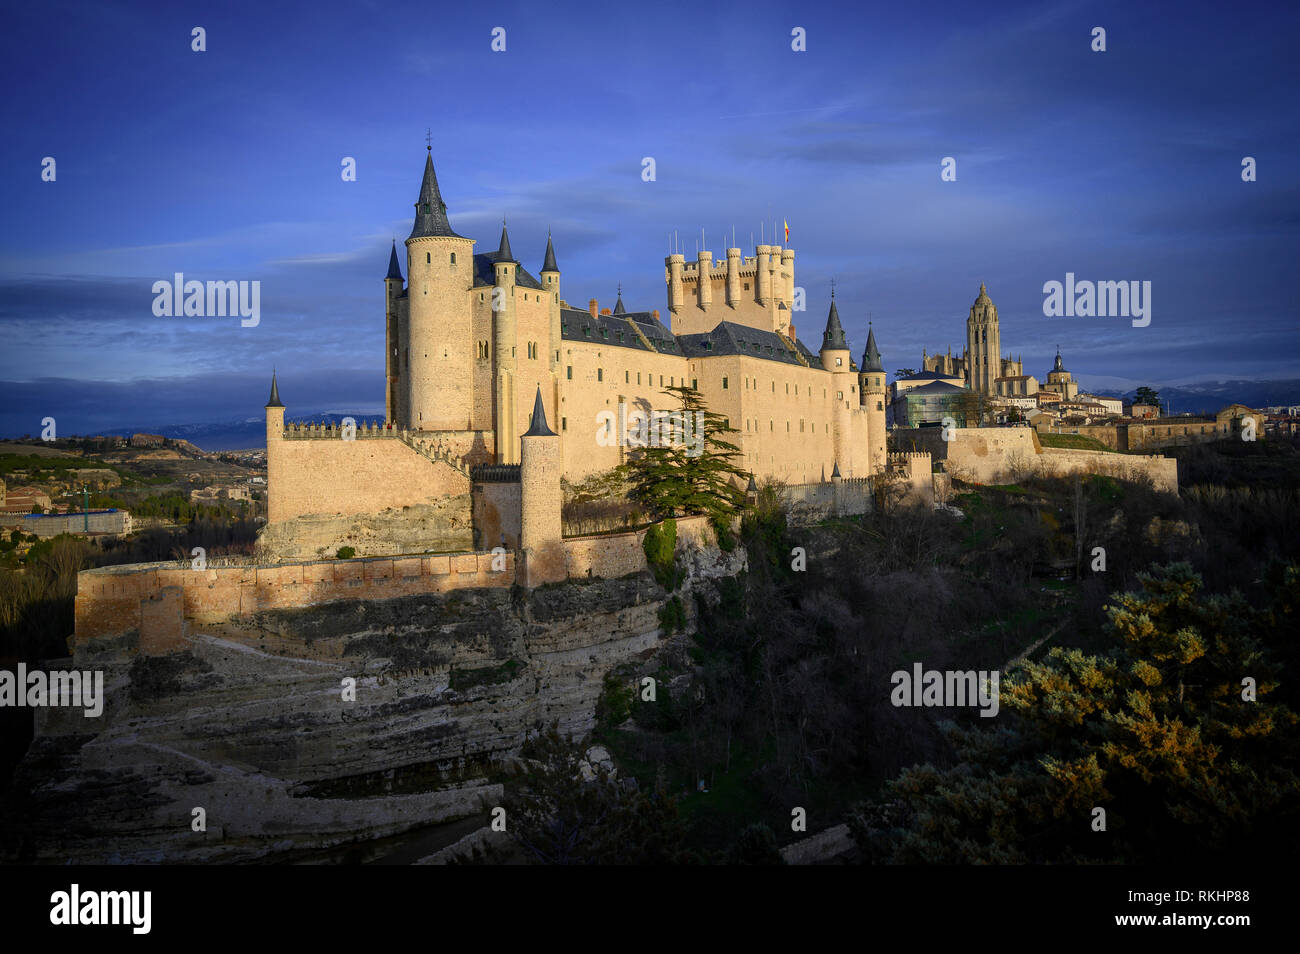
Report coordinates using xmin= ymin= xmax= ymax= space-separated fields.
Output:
xmin=1 ymin=0 xmax=1297 ymax=443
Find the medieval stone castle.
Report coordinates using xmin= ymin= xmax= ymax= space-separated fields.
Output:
xmin=259 ymin=148 xmax=891 ymax=576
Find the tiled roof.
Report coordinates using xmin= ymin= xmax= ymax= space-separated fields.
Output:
xmin=473 ymin=252 xmax=544 ymax=290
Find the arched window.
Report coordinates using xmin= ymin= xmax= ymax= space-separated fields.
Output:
xmin=426 ymin=252 xmax=431 ymax=264
xmin=450 ymin=252 xmax=456 ymax=264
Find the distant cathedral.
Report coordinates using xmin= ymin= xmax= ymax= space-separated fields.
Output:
xmin=922 ymin=283 xmax=1022 ymax=394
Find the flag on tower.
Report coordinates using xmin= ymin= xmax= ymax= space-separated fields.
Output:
xmin=783 ymin=219 xmax=789 ymax=244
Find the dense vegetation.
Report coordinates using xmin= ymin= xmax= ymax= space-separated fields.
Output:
xmin=503 ymin=436 xmax=1300 ymax=863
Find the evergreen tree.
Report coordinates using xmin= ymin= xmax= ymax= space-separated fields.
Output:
xmin=620 ymin=385 xmax=748 ymax=522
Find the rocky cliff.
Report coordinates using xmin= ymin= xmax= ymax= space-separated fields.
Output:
xmin=1 ymin=541 xmax=744 ymax=863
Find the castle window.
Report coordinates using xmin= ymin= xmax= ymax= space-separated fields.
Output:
xmin=744 ymin=283 xmax=749 ymax=290
xmin=722 ymin=377 xmax=728 ymax=389
xmin=584 ymin=326 xmax=591 ymax=337
xmin=511 ymin=346 xmax=516 ymax=357
xmin=562 ymin=417 xmax=567 ymax=431
xmin=786 ymin=421 xmax=790 ymax=432
xmin=598 ymin=369 xmax=603 ymax=381
xmin=450 ymin=253 xmax=456 ymax=264
xmin=637 ymin=372 xmax=641 ymax=384
xmin=692 ymin=378 xmax=697 ymax=389
xmin=660 ymin=375 xmax=664 ymax=386
xmin=799 ymin=419 xmax=804 ymax=432
xmin=617 ymin=331 xmax=624 ymax=342
xmin=670 ymin=377 xmax=674 ymax=386
xmin=770 ymin=420 xmax=773 ymax=431
xmin=566 ymin=366 xmax=573 ymax=379
xmin=836 ymin=357 xmax=842 ymax=366
xmin=480 ymin=293 xmax=485 ymax=302
xmin=426 ymin=253 xmax=431 ymax=264
xmin=838 ymin=391 xmax=843 ymax=400
xmin=876 ymin=401 xmax=883 ymax=411
xmin=601 ymin=328 xmax=608 ymax=338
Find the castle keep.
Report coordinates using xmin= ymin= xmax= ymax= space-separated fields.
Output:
xmin=261 ymin=149 xmax=890 ymax=566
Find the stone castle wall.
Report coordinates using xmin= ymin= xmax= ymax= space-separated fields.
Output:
xmin=75 ymin=516 xmax=719 ymax=655
xmin=263 ymin=432 xmax=475 ymax=560
xmin=75 ymin=550 xmax=517 ymax=655
xmin=900 ymin=426 xmax=1177 ymax=492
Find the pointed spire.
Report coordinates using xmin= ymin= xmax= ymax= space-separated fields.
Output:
xmin=861 ymin=322 xmax=884 ymax=372
xmin=541 ymin=231 xmax=559 ymax=272
xmin=831 ymin=461 xmax=841 ymax=479
xmin=746 ymin=473 xmax=757 ymax=493
xmin=613 ymin=283 xmax=626 ymax=314
xmin=386 ymin=240 xmax=403 ymax=281
xmin=497 ymin=220 xmax=515 ymax=262
xmin=409 ymin=148 xmax=463 ymax=239
xmin=265 ymin=370 xmax=284 ymax=408
xmin=821 ymin=295 xmax=848 ymax=352
xmin=523 ymin=386 xmax=555 ymax=436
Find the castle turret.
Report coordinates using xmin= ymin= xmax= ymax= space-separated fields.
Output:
xmin=492 ymin=224 xmax=520 ymax=462
xmin=665 ymin=253 xmax=685 ymax=314
xmin=779 ymin=247 xmax=795 ymax=306
xmin=725 ymin=247 xmax=741 ymax=306
xmin=405 ymin=146 xmax=475 ymax=431
xmin=264 ymin=371 xmax=285 ymax=524
xmin=540 ymin=233 xmax=561 ymax=378
xmin=820 ymin=293 xmax=855 ymax=474
xmin=540 ymin=232 xmax=560 ymax=303
xmin=819 ymin=294 xmax=850 ymax=370
xmin=755 ymin=245 xmax=773 ymax=305
xmin=519 ymin=387 xmax=564 ymax=586
xmin=859 ymin=323 xmax=887 ymax=473
xmin=384 ymin=242 xmax=403 ymax=423
xmin=696 ymin=250 xmax=713 ymax=310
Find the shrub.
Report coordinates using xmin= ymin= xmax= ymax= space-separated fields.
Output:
xmin=643 ymin=518 xmax=683 ymax=590
xmin=336 ymin=546 xmax=356 ymax=559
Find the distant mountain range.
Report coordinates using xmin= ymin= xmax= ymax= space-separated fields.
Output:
xmin=1092 ymin=379 xmax=1300 ymax=415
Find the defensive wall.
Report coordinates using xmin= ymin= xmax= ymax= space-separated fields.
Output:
xmin=74 ymin=516 xmax=716 ymax=656
xmin=899 ymin=426 xmax=1177 ymax=493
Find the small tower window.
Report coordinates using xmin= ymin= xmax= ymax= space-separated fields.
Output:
xmin=566 ymin=366 xmax=573 ymax=379
xmin=597 ymin=368 xmax=603 ymax=382
xmin=426 ymin=253 xmax=431 ymax=264
xmin=450 ymin=252 xmax=456 ymax=264
xmin=722 ymin=377 xmax=728 ymax=389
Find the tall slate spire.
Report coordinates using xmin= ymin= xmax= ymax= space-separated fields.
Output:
xmin=613 ymin=283 xmax=626 ymax=314
xmin=385 ymin=241 xmax=403 ymax=281
xmin=541 ymin=232 xmax=558 ymax=272
xmin=523 ymin=386 xmax=555 ymax=436
xmin=497 ymin=222 xmax=515 ymax=262
xmin=409 ymin=147 xmax=464 ymax=239
xmin=265 ymin=370 xmax=284 ymax=408
xmin=861 ymin=322 xmax=883 ymax=372
xmin=821 ymin=294 xmax=848 ymax=352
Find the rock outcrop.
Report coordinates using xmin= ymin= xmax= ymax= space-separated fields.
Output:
xmin=2 ymin=538 xmax=745 ymax=863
